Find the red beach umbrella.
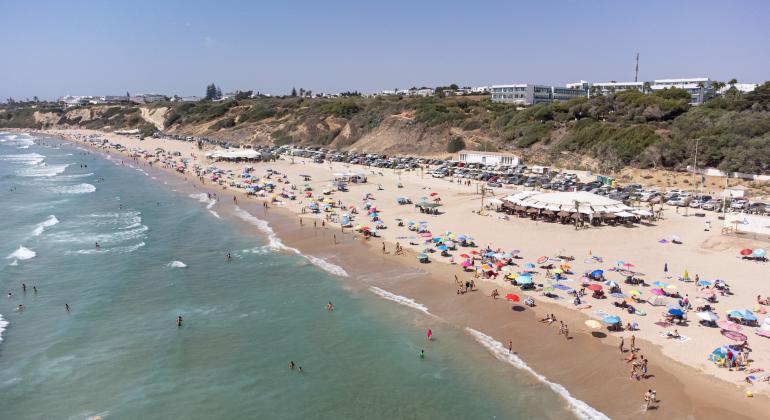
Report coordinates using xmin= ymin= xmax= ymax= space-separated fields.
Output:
xmin=430 ymin=192 xmax=439 ymax=196
xmin=505 ymin=293 xmax=520 ymax=302
xmin=587 ymin=284 xmax=603 ymax=291
xmin=459 ymin=253 xmax=471 ymax=258
xmin=740 ymin=248 xmax=753 ymax=256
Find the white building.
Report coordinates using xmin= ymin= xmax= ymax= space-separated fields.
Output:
xmin=58 ymin=95 xmax=93 ymax=108
xmin=490 ymin=84 xmax=585 ymax=105
xmin=718 ymin=83 xmax=758 ymax=94
xmin=130 ymin=93 xmax=167 ymax=104
xmin=457 ymin=150 xmax=519 ymax=166
xmin=651 ymin=78 xmax=713 ymax=105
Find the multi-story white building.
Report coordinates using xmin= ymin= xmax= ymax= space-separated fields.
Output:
xmin=490 ymin=84 xmax=585 ymax=105
xmin=650 ymin=78 xmax=713 ymax=105
xmin=566 ymin=80 xmax=644 ymax=97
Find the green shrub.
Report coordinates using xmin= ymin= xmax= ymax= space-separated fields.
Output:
xmin=447 ymin=137 xmax=466 ymax=153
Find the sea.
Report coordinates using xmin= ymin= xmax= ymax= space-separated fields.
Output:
xmin=0 ymin=131 xmax=597 ymax=419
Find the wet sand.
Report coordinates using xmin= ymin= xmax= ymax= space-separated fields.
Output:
xmin=46 ymin=129 xmax=770 ymax=419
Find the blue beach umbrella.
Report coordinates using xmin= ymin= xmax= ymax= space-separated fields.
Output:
xmin=610 ymin=292 xmax=627 ymax=299
xmin=524 ymin=263 xmax=535 ymax=269
xmin=602 ymin=315 xmax=621 ymax=325
xmin=668 ymin=308 xmax=685 ymax=316
xmin=604 ymin=280 xmax=619 ymax=288
xmin=437 ymin=245 xmax=449 ymax=251
xmin=753 ymin=248 xmax=767 ymax=258
xmin=653 ymin=281 xmax=667 ymax=288
xmin=516 ymin=276 xmax=533 ymax=284
xmin=590 ymin=269 xmax=603 ymax=278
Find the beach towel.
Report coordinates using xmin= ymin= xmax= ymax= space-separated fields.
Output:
xmin=654 ymin=321 xmax=672 ymax=328
xmin=593 ymin=310 xmax=611 ymax=319
xmin=658 ymin=331 xmax=691 ymax=343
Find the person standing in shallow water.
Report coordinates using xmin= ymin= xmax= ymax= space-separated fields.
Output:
xmin=176 ymin=315 xmax=183 ymax=327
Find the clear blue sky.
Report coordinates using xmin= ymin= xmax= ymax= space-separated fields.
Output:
xmin=1 ymin=0 xmax=768 ymax=100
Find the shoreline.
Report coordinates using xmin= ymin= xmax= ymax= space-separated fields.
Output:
xmin=30 ymin=128 xmax=770 ymax=419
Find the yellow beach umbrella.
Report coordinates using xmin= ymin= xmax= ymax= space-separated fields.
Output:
xmin=683 ymin=269 xmax=689 ymax=279
xmin=666 ymin=284 xmax=678 ymax=290
xmin=629 ymin=290 xmax=642 ymax=296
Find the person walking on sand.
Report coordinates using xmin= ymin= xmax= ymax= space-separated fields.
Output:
xmin=508 ymin=341 xmax=513 ymax=353
xmin=382 ymin=243 xmax=386 ymax=254
xmin=563 ymin=324 xmax=569 ymax=340
xmin=630 ymin=334 xmax=636 ymax=352
xmin=619 ymin=337 xmax=625 ymax=353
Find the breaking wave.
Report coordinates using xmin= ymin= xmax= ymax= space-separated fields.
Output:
xmin=167 ymin=260 xmax=187 ymax=268
xmin=369 ymin=287 xmax=430 ymax=314
xmin=32 ymin=215 xmax=59 ymax=236
xmin=49 ymin=183 xmax=96 ymax=194
xmin=466 ymin=328 xmax=609 ymax=420
xmin=6 ymin=245 xmax=36 ymax=261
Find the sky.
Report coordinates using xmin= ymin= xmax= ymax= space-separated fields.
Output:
xmin=1 ymin=0 xmax=768 ymax=100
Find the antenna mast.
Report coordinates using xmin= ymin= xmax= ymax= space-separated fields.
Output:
xmin=634 ymin=53 xmax=639 ymax=82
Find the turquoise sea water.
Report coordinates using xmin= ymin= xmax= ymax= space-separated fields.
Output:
xmin=0 ymin=132 xmax=584 ymax=419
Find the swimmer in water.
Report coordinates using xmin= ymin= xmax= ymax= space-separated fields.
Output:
xmin=298 ymin=366 xmax=303 ymax=373
xmin=226 ymin=253 xmax=232 ymax=261
xmin=176 ymin=315 xmax=183 ymax=327
xmin=95 ymin=242 xmax=100 ymax=249
xmin=420 ymin=349 xmax=425 ymax=359
xmin=327 ymin=301 xmax=334 ymax=311
xmin=289 ymin=361 xmax=296 ymax=370
xmin=65 ymin=303 xmax=70 ymax=312
xmin=33 ymin=286 xmax=37 ymax=294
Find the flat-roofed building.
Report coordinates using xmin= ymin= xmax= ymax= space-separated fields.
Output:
xmin=651 ymin=78 xmax=713 ymax=105
xmin=490 ymin=84 xmax=585 ymax=105
xmin=457 ymin=150 xmax=519 ymax=166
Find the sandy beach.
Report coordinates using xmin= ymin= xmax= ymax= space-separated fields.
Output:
xmin=40 ymin=128 xmax=770 ymax=419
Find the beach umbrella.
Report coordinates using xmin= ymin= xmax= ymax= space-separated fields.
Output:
xmin=651 ymin=288 xmax=665 ymax=296
xmin=610 ymin=292 xmax=627 ymax=299
xmin=437 ymin=245 xmax=449 ymax=251
xmin=590 ymin=269 xmax=603 ymax=278
xmin=665 ymin=284 xmax=678 ymax=290
xmin=696 ymin=279 xmax=712 ymax=287
xmin=602 ymin=315 xmax=621 ymax=325
xmin=554 ymin=284 xmax=574 ymax=292
xmin=721 ymin=330 xmax=748 ymax=342
xmin=461 ymin=260 xmax=472 ymax=268
xmin=696 ymin=311 xmax=719 ymax=322
xmin=470 ymin=250 xmax=479 ymax=255
xmin=653 ymin=281 xmax=667 ymax=288
xmin=420 ymin=232 xmax=432 ymax=237
xmin=740 ymin=248 xmax=753 ymax=256
xmin=456 ymin=234 xmax=467 ymax=241
xmin=629 ymin=289 xmax=642 ymax=296
xmin=502 ymin=253 xmax=513 ymax=259
xmin=445 ymin=241 xmax=455 ymax=248
xmin=717 ymin=320 xmax=742 ymax=331
xmin=729 ymin=309 xmax=757 ymax=321
xmin=432 ymin=237 xmax=442 ymax=243
xmin=537 ymin=256 xmax=548 ymax=264
xmin=753 ymin=248 xmax=767 ymax=258
xmin=622 ymin=263 xmax=635 ymax=268
xmin=481 ymin=264 xmax=493 ymax=270
xmin=516 ymin=276 xmax=533 ymax=285
xmin=585 ymin=320 xmax=602 ymax=329
xmin=505 ymin=293 xmax=520 ymax=302
xmin=524 ymin=263 xmax=535 ymax=269
xmin=603 ymin=280 xmax=619 ymax=288
xmin=485 ymin=251 xmax=496 ymax=257
xmin=430 ymin=192 xmax=438 ymax=196
xmin=615 ymin=260 xmax=625 ymax=266
xmin=553 ymin=268 xmax=564 ymax=275
xmin=587 ymin=284 xmax=603 ymax=291
xmin=560 ymin=263 xmax=571 ymax=270
xmin=459 ymin=253 xmax=471 ymax=259
xmin=668 ymin=308 xmax=685 ymax=316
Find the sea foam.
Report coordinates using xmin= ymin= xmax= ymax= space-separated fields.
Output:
xmin=0 ymin=314 xmax=7 ymax=344
xmin=0 ymin=153 xmax=45 ymax=166
xmin=18 ymin=163 xmax=69 ymax=177
xmin=369 ymin=287 xmax=430 ymax=314
xmin=6 ymin=246 xmax=36 ymax=261
xmin=32 ymin=215 xmax=59 ymax=236
xmin=233 ymin=206 xmax=349 ymax=277
xmin=167 ymin=261 xmax=187 ymax=268
xmin=466 ymin=328 xmax=610 ymax=420
xmin=50 ymin=183 xmax=96 ymax=194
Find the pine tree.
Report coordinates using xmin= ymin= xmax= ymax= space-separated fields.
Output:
xmin=205 ymin=83 xmax=217 ymax=101
xmin=291 ymin=87 xmax=297 ymax=97
xmin=215 ymin=86 xmax=222 ymax=100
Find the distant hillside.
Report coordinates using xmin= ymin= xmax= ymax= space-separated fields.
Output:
xmin=2 ymin=82 xmax=769 ymax=173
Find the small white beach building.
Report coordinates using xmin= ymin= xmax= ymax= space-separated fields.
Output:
xmin=457 ymin=150 xmax=519 ymax=167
